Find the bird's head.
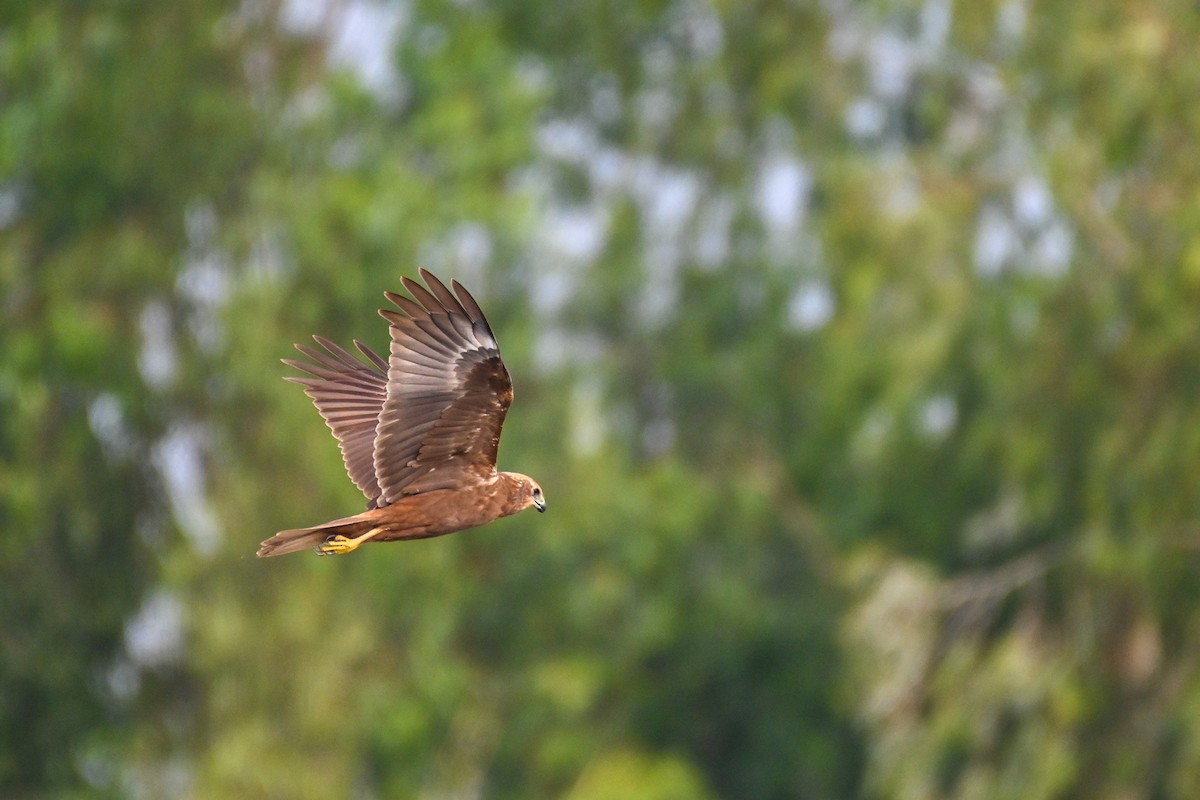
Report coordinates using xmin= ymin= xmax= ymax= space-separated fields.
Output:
xmin=502 ymin=472 xmax=546 ymax=514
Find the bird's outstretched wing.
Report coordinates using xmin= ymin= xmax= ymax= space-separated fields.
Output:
xmin=283 ymin=336 xmax=389 ymax=507
xmin=373 ymin=269 xmax=513 ymax=502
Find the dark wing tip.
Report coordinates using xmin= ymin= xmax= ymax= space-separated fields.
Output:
xmin=384 ymin=289 xmax=426 ymax=318
xmin=418 ymin=269 xmax=456 ymax=304
xmin=379 ymin=307 xmax=405 ymax=326
xmin=450 ymin=279 xmax=496 ymax=341
xmin=399 ymin=275 xmax=442 ymax=314
xmin=419 ymin=270 xmax=466 ymax=314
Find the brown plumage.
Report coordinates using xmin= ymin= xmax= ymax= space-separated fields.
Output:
xmin=258 ymin=269 xmax=545 ymax=557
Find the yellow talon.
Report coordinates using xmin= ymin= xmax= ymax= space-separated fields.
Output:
xmin=316 ymin=527 xmax=382 ymax=556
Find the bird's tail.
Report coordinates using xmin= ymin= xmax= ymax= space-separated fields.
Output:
xmin=256 ymin=512 xmax=376 ymax=558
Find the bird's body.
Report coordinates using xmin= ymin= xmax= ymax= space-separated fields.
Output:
xmin=258 ymin=270 xmax=544 ymax=557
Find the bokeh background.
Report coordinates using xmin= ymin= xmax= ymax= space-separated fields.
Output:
xmin=5 ymin=1 xmax=1200 ymax=797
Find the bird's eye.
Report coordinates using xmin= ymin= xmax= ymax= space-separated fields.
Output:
xmin=533 ymin=488 xmax=542 ymax=498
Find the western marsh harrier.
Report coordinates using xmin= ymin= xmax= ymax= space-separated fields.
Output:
xmin=258 ymin=270 xmax=545 ymax=557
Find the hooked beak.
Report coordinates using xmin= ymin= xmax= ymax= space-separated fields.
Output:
xmin=534 ymin=497 xmax=547 ymax=513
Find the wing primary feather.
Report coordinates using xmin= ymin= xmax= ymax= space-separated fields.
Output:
xmin=452 ymin=280 xmax=496 ymax=340
xmin=384 ymin=291 xmax=426 ymax=318
xmin=420 ymin=269 xmax=468 ymax=316
xmin=422 ymin=310 xmax=473 ymax=344
xmin=312 ymin=335 xmax=359 ymax=364
xmin=398 ymin=334 xmax=456 ymax=363
xmin=293 ymin=339 xmax=381 ymax=376
xmin=401 ymin=281 xmax=444 ymax=315
xmin=355 ymin=340 xmax=389 ymax=371
xmin=413 ymin=315 xmax=464 ymax=351
xmin=379 ymin=308 xmax=416 ymax=327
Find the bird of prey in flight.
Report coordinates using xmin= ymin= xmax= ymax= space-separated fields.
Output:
xmin=258 ymin=270 xmax=545 ymax=557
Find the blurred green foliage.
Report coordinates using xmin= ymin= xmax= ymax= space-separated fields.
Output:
xmin=3 ymin=0 xmax=1200 ymax=798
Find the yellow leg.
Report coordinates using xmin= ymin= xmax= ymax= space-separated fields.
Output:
xmin=316 ymin=527 xmax=383 ymax=556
